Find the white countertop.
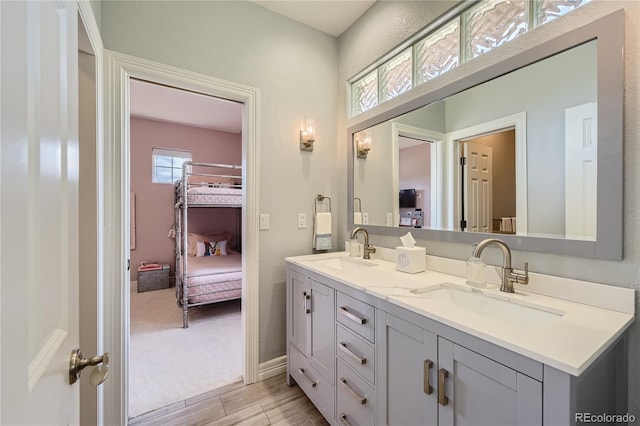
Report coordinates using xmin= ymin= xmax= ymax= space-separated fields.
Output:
xmin=286 ymin=250 xmax=635 ymax=376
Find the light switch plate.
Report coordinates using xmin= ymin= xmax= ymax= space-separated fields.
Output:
xmin=260 ymin=213 xmax=269 ymax=230
xmin=386 ymin=213 xmax=393 ymax=226
xmin=362 ymin=213 xmax=369 ymax=225
xmin=298 ymin=213 xmax=306 ymax=228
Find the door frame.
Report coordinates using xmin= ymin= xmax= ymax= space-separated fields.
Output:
xmin=391 ymin=122 xmax=444 ymax=229
xmin=104 ymin=50 xmax=260 ymax=424
xmin=445 ymin=112 xmax=527 ymax=234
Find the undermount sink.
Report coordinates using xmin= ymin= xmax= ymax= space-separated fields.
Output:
xmin=409 ymin=282 xmax=565 ymax=323
xmin=312 ymin=256 xmax=378 ymax=271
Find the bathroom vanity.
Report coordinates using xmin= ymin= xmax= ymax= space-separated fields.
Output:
xmin=285 ymin=250 xmax=634 ymax=425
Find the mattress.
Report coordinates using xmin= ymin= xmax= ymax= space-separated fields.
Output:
xmin=185 ymin=186 xmax=242 ymax=206
xmin=182 ymin=253 xmax=242 ymax=305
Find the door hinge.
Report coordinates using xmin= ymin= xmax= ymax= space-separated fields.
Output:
xmin=127 ymin=259 xmax=130 ymax=271
xmin=460 ymin=157 xmax=467 ymax=166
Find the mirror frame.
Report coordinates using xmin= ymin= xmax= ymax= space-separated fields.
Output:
xmin=348 ymin=10 xmax=624 ymax=260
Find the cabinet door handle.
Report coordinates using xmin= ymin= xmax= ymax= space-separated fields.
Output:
xmin=303 ymin=292 xmax=311 ymax=314
xmin=297 ymin=368 xmax=317 ymax=387
xmin=339 ymin=413 xmax=351 ymax=426
xmin=438 ymin=368 xmax=449 ymax=406
xmin=339 ymin=342 xmax=367 ymax=365
xmin=339 ymin=306 xmax=367 ymax=325
xmin=340 ymin=378 xmax=367 ymax=405
xmin=423 ymin=359 xmax=433 ymax=395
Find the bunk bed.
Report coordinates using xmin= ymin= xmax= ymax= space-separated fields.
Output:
xmin=174 ymin=161 xmax=242 ymax=328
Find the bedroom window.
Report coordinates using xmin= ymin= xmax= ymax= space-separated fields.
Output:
xmin=152 ymin=148 xmax=192 ymax=184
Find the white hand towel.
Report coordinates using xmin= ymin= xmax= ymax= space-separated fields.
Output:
xmin=353 ymin=212 xmax=363 ymax=225
xmin=501 ymin=217 xmax=512 ymax=233
xmin=313 ymin=212 xmax=332 ymax=250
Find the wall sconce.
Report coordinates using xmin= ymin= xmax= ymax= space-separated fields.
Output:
xmin=356 ymin=130 xmax=372 ymax=158
xmin=300 ymin=119 xmax=315 ymax=151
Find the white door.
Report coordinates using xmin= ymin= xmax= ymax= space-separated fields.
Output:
xmin=464 ymin=143 xmax=493 ymax=233
xmin=565 ymin=102 xmax=597 ymax=240
xmin=1 ymin=1 xmax=81 ymax=423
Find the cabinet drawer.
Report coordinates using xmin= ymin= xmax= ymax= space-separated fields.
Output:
xmin=337 ymin=359 xmax=375 ymax=426
xmin=337 ymin=292 xmax=375 ymax=343
xmin=289 ymin=344 xmax=335 ymax=423
xmin=336 ymin=324 xmax=375 ymax=385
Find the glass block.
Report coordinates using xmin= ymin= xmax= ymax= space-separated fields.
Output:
xmin=380 ymin=48 xmax=412 ymax=103
xmin=464 ymin=0 xmax=527 ymax=60
xmin=416 ymin=20 xmax=460 ymax=86
xmin=535 ymin=0 xmax=590 ymax=26
xmin=351 ymin=71 xmax=378 ymax=116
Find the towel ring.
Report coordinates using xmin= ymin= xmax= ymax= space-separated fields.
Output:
xmin=315 ymin=195 xmax=332 ymax=214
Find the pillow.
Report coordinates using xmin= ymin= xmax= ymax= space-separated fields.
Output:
xmin=195 ymin=240 xmax=228 ymax=256
xmin=187 ymin=232 xmax=230 ymax=256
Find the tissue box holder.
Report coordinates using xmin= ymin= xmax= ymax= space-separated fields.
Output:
xmin=395 ymin=246 xmax=426 ymax=274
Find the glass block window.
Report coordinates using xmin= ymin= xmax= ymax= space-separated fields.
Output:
xmin=463 ymin=0 xmax=528 ymax=61
xmin=352 ymin=71 xmax=378 ymax=115
xmin=415 ymin=20 xmax=460 ymax=86
xmin=380 ymin=48 xmax=412 ymax=103
xmin=535 ymin=0 xmax=591 ymax=27
xmin=152 ymin=148 xmax=191 ymax=184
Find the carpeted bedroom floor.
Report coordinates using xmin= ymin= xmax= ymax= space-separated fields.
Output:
xmin=129 ymin=284 xmax=242 ymax=418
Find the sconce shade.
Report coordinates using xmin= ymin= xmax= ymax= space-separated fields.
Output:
xmin=356 ymin=130 xmax=372 ymax=158
xmin=300 ymin=119 xmax=315 ymax=151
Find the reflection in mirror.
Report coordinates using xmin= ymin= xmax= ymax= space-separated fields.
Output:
xmin=353 ymin=39 xmax=597 ymax=241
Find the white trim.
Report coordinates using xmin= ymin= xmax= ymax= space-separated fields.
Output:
xmin=445 ymin=112 xmax=527 ymax=234
xmin=76 ymin=1 xmax=106 ymax=424
xmin=258 ymin=355 xmax=287 ymax=382
xmin=392 ymin=123 xmax=444 ymax=229
xmin=103 ymin=50 xmax=260 ymax=424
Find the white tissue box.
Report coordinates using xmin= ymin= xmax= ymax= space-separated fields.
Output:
xmin=395 ymin=246 xmax=426 ymax=274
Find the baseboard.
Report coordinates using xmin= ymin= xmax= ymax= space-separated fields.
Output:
xmin=258 ymin=355 xmax=287 ymax=381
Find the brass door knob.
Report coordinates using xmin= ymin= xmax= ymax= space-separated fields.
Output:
xmin=69 ymin=348 xmax=110 ymax=386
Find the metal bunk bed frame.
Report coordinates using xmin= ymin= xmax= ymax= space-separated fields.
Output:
xmin=174 ymin=161 xmax=242 ymax=328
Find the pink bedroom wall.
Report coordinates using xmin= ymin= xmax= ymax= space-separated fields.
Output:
xmin=129 ymin=117 xmax=241 ymax=281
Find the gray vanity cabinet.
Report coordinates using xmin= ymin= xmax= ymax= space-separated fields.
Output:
xmin=286 ymin=268 xmax=336 ymax=421
xmin=377 ymin=311 xmax=542 ymax=426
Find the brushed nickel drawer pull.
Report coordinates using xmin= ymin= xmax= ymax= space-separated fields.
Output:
xmin=339 ymin=413 xmax=351 ymax=426
xmin=297 ymin=368 xmax=317 ymax=387
xmin=339 ymin=342 xmax=367 ymax=365
xmin=339 ymin=306 xmax=366 ymax=325
xmin=340 ymin=378 xmax=367 ymax=405
xmin=303 ymin=292 xmax=311 ymax=314
xmin=423 ymin=359 xmax=433 ymax=395
xmin=438 ymin=368 xmax=449 ymax=406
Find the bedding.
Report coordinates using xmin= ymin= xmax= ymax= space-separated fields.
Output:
xmin=185 ymin=186 xmax=242 ymax=206
xmin=179 ymin=253 xmax=242 ymax=306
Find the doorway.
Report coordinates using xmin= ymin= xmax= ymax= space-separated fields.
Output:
xmin=127 ymin=79 xmax=244 ymax=418
xmin=103 ymin=51 xmax=260 ymax=424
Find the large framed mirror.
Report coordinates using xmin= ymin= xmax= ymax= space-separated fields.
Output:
xmin=348 ymin=10 xmax=623 ymax=260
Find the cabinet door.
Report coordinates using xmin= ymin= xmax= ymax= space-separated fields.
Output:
xmin=377 ymin=311 xmax=439 ymax=426
xmin=309 ymin=278 xmax=335 ymax=386
xmin=438 ymin=339 xmax=542 ymax=426
xmin=288 ymin=269 xmax=309 ymax=354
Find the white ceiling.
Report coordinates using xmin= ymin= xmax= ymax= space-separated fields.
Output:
xmin=252 ymin=0 xmax=375 ymax=37
xmin=129 ymin=79 xmax=243 ymax=133
xmin=130 ymin=1 xmax=374 ymax=132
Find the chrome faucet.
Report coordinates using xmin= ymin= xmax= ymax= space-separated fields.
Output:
xmin=472 ymin=238 xmax=529 ymax=293
xmin=350 ymin=227 xmax=376 ymax=260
